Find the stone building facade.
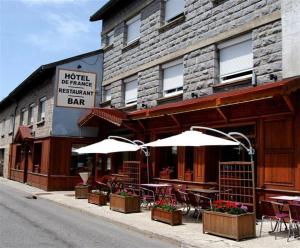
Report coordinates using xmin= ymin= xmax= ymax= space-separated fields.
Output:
xmin=92 ymin=0 xmax=285 ymax=109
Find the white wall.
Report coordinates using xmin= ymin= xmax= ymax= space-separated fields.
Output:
xmin=282 ymin=0 xmax=300 ymax=78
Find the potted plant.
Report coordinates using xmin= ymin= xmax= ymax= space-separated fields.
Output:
xmin=151 ymin=199 xmax=182 ymax=226
xmin=75 ymin=172 xmax=91 ymax=199
xmin=203 ymin=200 xmax=256 ymax=241
xmin=88 ymin=190 xmax=107 ymax=206
xmin=110 ymin=190 xmax=140 ymax=213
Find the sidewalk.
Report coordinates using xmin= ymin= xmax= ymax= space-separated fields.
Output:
xmin=1 ymin=178 xmax=299 ymax=248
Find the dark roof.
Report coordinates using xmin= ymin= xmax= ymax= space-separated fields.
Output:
xmin=0 ymin=49 xmax=102 ymax=110
xmin=90 ymin=0 xmax=130 ymax=22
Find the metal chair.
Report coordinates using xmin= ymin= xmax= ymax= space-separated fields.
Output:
xmin=288 ymin=204 xmax=300 ymax=241
xmin=174 ymin=189 xmax=190 ymax=215
xmin=259 ymin=200 xmax=289 ymax=239
xmin=140 ymin=187 xmax=155 ymax=208
xmin=188 ymin=192 xmax=212 ymax=221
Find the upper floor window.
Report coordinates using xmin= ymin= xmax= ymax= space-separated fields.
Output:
xmin=28 ymin=103 xmax=35 ymax=125
xmin=124 ymin=76 xmax=138 ymax=106
xmin=9 ymin=115 xmax=14 ymax=134
xmin=218 ymin=33 xmax=253 ymax=84
xmin=126 ymin=15 xmax=140 ymax=45
xmin=164 ymin=0 xmax=185 ymax=22
xmin=162 ymin=59 xmax=183 ymax=97
xmin=37 ymin=97 xmax=46 ymax=122
xmin=107 ymin=30 xmax=114 ymax=46
xmin=20 ymin=108 xmax=26 ymax=126
xmin=103 ymin=86 xmax=111 ymax=102
xmin=1 ymin=119 xmax=5 ymax=137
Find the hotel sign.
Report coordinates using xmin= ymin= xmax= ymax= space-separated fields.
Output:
xmin=56 ymin=69 xmax=97 ymax=108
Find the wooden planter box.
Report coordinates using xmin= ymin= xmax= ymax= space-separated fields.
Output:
xmin=151 ymin=208 xmax=182 ymax=226
xmin=109 ymin=194 xmax=140 ymax=213
xmin=88 ymin=193 xmax=107 ymax=206
xmin=75 ymin=185 xmax=91 ymax=199
xmin=203 ymin=211 xmax=256 ymax=241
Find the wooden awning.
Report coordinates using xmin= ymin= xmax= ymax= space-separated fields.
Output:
xmin=78 ymin=108 xmax=128 ymax=127
xmin=129 ymin=76 xmax=300 ymax=120
xmin=14 ymin=126 xmax=34 ymax=143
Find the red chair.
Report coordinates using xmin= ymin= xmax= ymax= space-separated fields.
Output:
xmin=259 ymin=200 xmax=289 ymax=239
xmin=288 ymin=204 xmax=300 ymax=241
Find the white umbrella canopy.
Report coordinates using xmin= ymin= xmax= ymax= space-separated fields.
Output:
xmin=143 ymin=130 xmax=239 ymax=147
xmin=75 ymin=138 xmax=140 ymax=154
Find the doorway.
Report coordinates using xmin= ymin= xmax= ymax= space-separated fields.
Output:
xmin=0 ymin=149 xmax=4 ymax=177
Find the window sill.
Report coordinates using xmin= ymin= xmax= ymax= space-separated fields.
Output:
xmin=100 ymin=100 xmax=111 ymax=108
xmin=159 ymin=14 xmax=185 ymax=33
xmin=120 ymin=103 xmax=137 ymax=112
xmin=213 ymin=78 xmax=252 ymax=93
xmin=103 ymin=44 xmax=113 ymax=52
xmin=27 ymin=124 xmax=33 ymax=128
xmin=36 ymin=120 xmax=45 ymax=126
xmin=122 ymin=39 xmax=140 ymax=53
xmin=157 ymin=92 xmax=183 ymax=105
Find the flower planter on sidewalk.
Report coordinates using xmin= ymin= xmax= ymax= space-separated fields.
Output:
xmin=109 ymin=193 xmax=140 ymax=213
xmin=75 ymin=185 xmax=91 ymax=199
xmin=88 ymin=192 xmax=107 ymax=206
xmin=203 ymin=210 xmax=256 ymax=241
xmin=151 ymin=208 xmax=182 ymax=226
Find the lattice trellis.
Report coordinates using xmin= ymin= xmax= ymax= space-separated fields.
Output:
xmin=219 ymin=161 xmax=256 ymax=213
xmin=122 ymin=161 xmax=141 ymax=191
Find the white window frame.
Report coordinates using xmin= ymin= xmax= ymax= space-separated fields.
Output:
xmin=20 ymin=108 xmax=26 ymax=126
xmin=126 ymin=14 xmax=141 ymax=45
xmin=164 ymin=0 xmax=185 ymax=22
xmin=218 ymin=33 xmax=253 ymax=84
xmin=107 ymin=30 xmax=114 ymax=46
xmin=124 ymin=75 xmax=138 ymax=106
xmin=103 ymin=86 xmax=111 ymax=102
xmin=162 ymin=58 xmax=184 ymax=97
xmin=38 ymin=97 xmax=46 ymax=122
xmin=9 ymin=116 xmax=14 ymax=134
xmin=1 ymin=119 xmax=5 ymax=136
xmin=28 ymin=103 xmax=35 ymax=125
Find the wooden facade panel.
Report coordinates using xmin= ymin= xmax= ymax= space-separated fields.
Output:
xmin=264 ymin=119 xmax=293 ymax=149
xmin=264 ymin=153 xmax=293 ymax=185
xmin=194 ymin=147 xmax=205 ymax=182
xmin=177 ymin=147 xmax=185 ymax=180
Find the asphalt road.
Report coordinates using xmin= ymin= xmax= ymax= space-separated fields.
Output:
xmin=0 ymin=184 xmax=177 ymax=248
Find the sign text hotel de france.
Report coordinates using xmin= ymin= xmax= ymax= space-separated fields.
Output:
xmin=56 ymin=69 xmax=97 ymax=108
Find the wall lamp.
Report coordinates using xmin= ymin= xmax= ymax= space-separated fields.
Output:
xmin=77 ymin=65 xmax=82 ymax=69
xmin=269 ymin=73 xmax=277 ymax=82
xmin=141 ymin=103 xmax=147 ymax=109
xmin=191 ymin=92 xmax=198 ymax=98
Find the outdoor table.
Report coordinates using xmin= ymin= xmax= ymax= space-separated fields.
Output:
xmin=269 ymin=195 xmax=300 ymax=203
xmin=140 ymin=183 xmax=172 ymax=201
xmin=186 ymin=188 xmax=219 ymax=199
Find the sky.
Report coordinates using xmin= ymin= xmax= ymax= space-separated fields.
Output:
xmin=0 ymin=0 xmax=109 ymax=101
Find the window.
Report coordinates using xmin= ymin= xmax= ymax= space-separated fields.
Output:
xmin=1 ymin=119 xmax=5 ymax=137
xmin=37 ymin=97 xmax=46 ymax=122
xmin=162 ymin=59 xmax=183 ymax=97
xmin=8 ymin=116 xmax=14 ymax=134
xmin=164 ymin=0 xmax=185 ymax=22
xmin=124 ymin=76 xmax=138 ymax=106
xmin=28 ymin=103 xmax=35 ymax=125
xmin=70 ymin=144 xmax=95 ymax=176
xmin=126 ymin=15 xmax=140 ymax=44
xmin=103 ymin=86 xmax=111 ymax=102
xmin=218 ymin=33 xmax=253 ymax=83
xmin=107 ymin=30 xmax=114 ymax=46
xmin=20 ymin=108 xmax=26 ymax=126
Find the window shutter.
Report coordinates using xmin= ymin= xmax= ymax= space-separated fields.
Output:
xmin=219 ymin=39 xmax=253 ymax=77
xmin=165 ymin=0 xmax=185 ymax=21
xmin=163 ymin=63 xmax=183 ymax=93
xmin=127 ymin=15 xmax=140 ymax=44
xmin=125 ymin=79 xmax=138 ymax=105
